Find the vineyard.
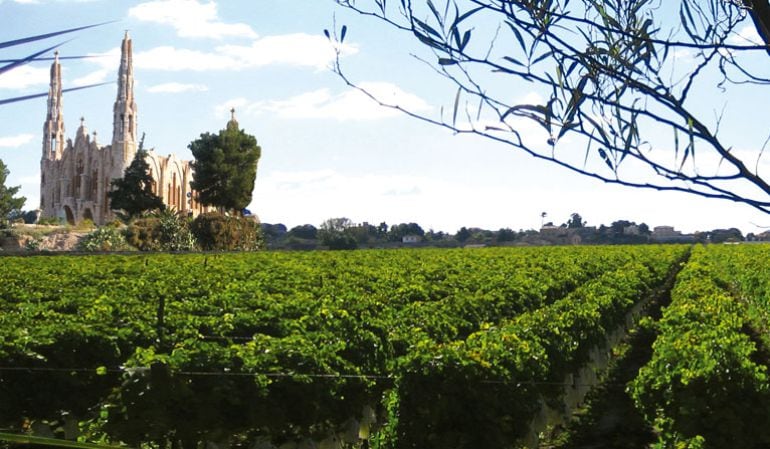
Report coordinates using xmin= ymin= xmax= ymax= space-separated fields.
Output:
xmin=0 ymin=244 xmax=768 ymax=449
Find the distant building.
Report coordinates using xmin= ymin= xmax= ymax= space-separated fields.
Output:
xmin=624 ymin=224 xmax=640 ymax=235
xmin=402 ymin=235 xmax=421 ymax=244
xmin=652 ymin=226 xmax=694 ymax=243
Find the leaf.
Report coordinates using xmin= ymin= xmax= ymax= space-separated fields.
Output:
xmin=340 ymin=25 xmax=348 ymax=43
xmin=438 ymin=58 xmax=457 ymax=65
xmin=427 ymin=0 xmax=443 ymax=27
xmin=452 ymin=87 xmax=461 ymax=127
xmin=502 ymin=56 xmax=524 ymax=67
xmin=323 ymin=29 xmax=331 ymax=40
xmin=452 ymin=6 xmax=484 ymax=29
xmin=598 ymin=148 xmax=614 ymax=171
xmin=0 ymin=41 xmax=63 ymax=77
xmin=0 ymin=21 xmax=114 ymax=50
xmin=530 ymin=50 xmax=553 ymax=66
xmin=506 ymin=20 xmax=528 ymax=53
xmin=0 ymin=432 xmax=131 ymax=449
xmin=413 ymin=17 xmax=442 ymax=40
xmin=460 ymin=29 xmax=471 ymax=52
xmin=0 ymin=82 xmax=111 ymax=106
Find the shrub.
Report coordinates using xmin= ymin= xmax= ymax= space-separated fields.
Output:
xmin=190 ymin=213 xmax=263 ymax=251
xmin=78 ymin=227 xmax=133 ymax=252
xmin=124 ymin=210 xmax=196 ymax=251
xmin=37 ymin=216 xmax=61 ymax=226
xmin=76 ymin=219 xmax=96 ymax=230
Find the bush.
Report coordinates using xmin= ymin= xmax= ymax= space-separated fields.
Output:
xmin=78 ymin=227 xmax=133 ymax=252
xmin=191 ymin=213 xmax=263 ymax=251
xmin=124 ymin=210 xmax=197 ymax=251
xmin=76 ymin=219 xmax=96 ymax=230
xmin=37 ymin=216 xmax=61 ymax=226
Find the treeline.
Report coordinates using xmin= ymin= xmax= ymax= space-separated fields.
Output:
xmin=260 ymin=216 xmax=747 ymax=250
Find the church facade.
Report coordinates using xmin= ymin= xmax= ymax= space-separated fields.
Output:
xmin=40 ymin=32 xmax=210 ymax=225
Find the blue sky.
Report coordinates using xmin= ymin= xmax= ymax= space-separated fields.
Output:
xmin=1 ymin=0 xmax=770 ymax=234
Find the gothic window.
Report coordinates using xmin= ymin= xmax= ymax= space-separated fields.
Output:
xmin=172 ymin=172 xmax=178 ymax=208
xmin=129 ymin=115 xmax=134 ymax=137
xmin=120 ymin=114 xmax=125 ymax=133
xmin=90 ymin=170 xmax=98 ymax=200
xmin=74 ymin=158 xmax=84 ymax=197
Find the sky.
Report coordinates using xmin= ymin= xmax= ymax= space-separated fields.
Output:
xmin=2 ymin=0 xmax=770 ymax=234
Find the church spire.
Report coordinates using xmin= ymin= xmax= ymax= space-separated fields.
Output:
xmin=112 ymin=31 xmax=138 ymax=167
xmin=43 ymin=51 xmax=64 ymax=160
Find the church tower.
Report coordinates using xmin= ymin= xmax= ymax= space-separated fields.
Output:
xmin=42 ymin=51 xmax=65 ymax=161
xmin=111 ymin=31 xmax=138 ymax=173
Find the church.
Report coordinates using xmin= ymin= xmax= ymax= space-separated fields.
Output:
xmin=40 ymin=32 xmax=212 ymax=225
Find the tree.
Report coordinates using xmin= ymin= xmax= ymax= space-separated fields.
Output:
xmin=388 ymin=222 xmax=425 ymax=241
xmin=496 ymin=227 xmax=517 ymax=242
xmin=288 ymin=224 xmax=318 ymax=240
xmin=318 ymin=217 xmax=358 ymax=249
xmin=331 ymin=1 xmax=770 ymax=215
xmin=455 ymin=226 xmax=472 ymax=243
xmin=566 ymin=213 xmax=585 ymax=229
xmin=109 ymin=137 xmax=165 ymax=220
xmin=0 ymin=158 xmax=25 ymax=227
xmin=190 ymin=113 xmax=261 ymax=215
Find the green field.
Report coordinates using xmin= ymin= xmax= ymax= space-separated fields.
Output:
xmin=0 ymin=245 xmax=768 ymax=449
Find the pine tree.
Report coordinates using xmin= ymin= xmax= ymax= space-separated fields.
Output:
xmin=108 ymin=136 xmax=165 ymax=220
xmin=189 ymin=112 xmax=261 ymax=215
xmin=0 ymin=158 xmax=25 ymax=227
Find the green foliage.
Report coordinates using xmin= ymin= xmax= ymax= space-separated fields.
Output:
xmin=78 ymin=227 xmax=133 ymax=252
xmin=393 ymin=248 xmax=683 ymax=449
xmin=0 ymin=158 xmax=26 ymax=227
xmin=189 ymin=118 xmax=261 ymax=214
xmin=318 ymin=217 xmax=357 ymax=250
xmin=37 ymin=216 xmax=61 ymax=226
xmin=567 ymin=212 xmax=585 ymax=228
xmin=0 ymin=245 xmax=689 ymax=448
xmin=11 ymin=244 xmax=770 ymax=448
xmin=108 ymin=145 xmax=165 ymax=220
xmin=190 ymin=212 xmax=263 ymax=251
xmin=632 ymin=245 xmax=770 ymax=448
xmin=387 ymin=223 xmax=424 ymax=242
xmin=124 ymin=210 xmax=196 ymax=251
xmin=288 ymin=224 xmax=318 ymax=240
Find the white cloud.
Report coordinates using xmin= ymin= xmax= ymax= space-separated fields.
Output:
xmin=217 ymin=34 xmax=358 ymax=70
xmin=135 ymin=46 xmax=236 ymax=71
xmin=215 ymin=97 xmax=249 ymax=115
xmin=253 ymin=169 xmax=567 ymax=232
xmin=0 ymin=133 xmax=35 ymax=148
xmin=0 ymin=65 xmax=49 ymax=89
xmin=83 ymin=33 xmax=355 ymax=74
xmin=728 ymin=25 xmax=763 ymax=46
xmin=72 ymin=69 xmax=110 ymax=87
xmin=132 ymin=36 xmax=355 ymax=72
xmin=222 ymin=82 xmax=431 ymax=121
xmin=147 ymin=82 xmax=208 ymax=93
xmin=129 ymin=0 xmax=257 ymax=39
